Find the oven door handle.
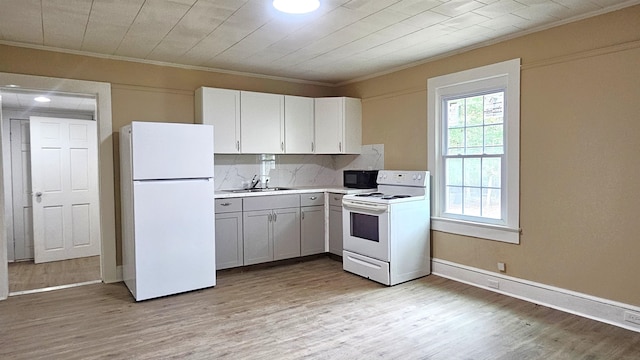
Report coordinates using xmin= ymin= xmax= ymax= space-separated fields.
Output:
xmin=342 ymin=199 xmax=388 ymax=213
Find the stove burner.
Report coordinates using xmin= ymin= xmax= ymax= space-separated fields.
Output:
xmin=355 ymin=192 xmax=383 ymax=197
xmin=381 ymin=194 xmax=412 ymax=200
xmin=354 ymin=192 xmax=415 ymax=200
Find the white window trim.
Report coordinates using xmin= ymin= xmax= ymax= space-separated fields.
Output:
xmin=427 ymin=59 xmax=521 ymax=244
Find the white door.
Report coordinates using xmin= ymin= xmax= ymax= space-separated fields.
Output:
xmin=10 ymin=119 xmax=34 ymax=261
xmin=29 ymin=116 xmax=100 ymax=263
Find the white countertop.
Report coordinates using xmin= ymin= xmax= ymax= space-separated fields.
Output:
xmin=214 ymin=186 xmax=375 ymax=199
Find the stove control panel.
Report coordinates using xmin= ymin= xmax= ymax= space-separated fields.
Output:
xmin=377 ymin=170 xmax=429 ymax=187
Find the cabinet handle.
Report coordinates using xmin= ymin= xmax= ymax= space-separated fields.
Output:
xmin=309 ymin=196 xmax=317 ymax=200
xmin=311 ymin=142 xmax=314 ymax=152
xmin=236 ymin=140 xmax=240 ymax=151
xmin=268 ymin=213 xmax=272 ymax=222
xmin=281 ymin=142 xmax=284 ymax=151
xmin=301 ymin=211 xmax=305 ymax=220
xmin=273 ymin=212 xmax=277 ymax=222
xmin=220 ymin=202 xmax=231 ymax=206
xmin=339 ymin=141 xmax=342 ymax=152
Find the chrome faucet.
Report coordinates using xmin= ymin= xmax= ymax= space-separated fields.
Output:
xmin=249 ymin=175 xmax=261 ymax=189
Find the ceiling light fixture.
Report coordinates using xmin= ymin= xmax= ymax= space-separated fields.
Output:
xmin=34 ymin=96 xmax=51 ymax=103
xmin=273 ymin=0 xmax=319 ymax=14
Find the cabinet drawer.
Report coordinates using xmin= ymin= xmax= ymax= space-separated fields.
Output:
xmin=328 ymin=193 xmax=344 ymax=207
xmin=243 ymin=194 xmax=300 ymax=211
xmin=215 ymin=198 xmax=242 ymax=213
xmin=300 ymin=192 xmax=324 ymax=207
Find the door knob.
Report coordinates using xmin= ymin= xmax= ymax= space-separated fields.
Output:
xmin=35 ymin=192 xmax=42 ymax=198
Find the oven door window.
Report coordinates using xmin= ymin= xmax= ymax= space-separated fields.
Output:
xmin=350 ymin=212 xmax=379 ymax=242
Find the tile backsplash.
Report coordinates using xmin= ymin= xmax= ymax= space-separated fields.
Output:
xmin=214 ymin=144 xmax=384 ymax=190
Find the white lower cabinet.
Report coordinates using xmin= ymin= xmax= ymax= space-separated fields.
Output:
xmin=215 ymin=199 xmax=243 ymax=270
xmin=243 ymin=194 xmax=300 ymax=265
xmin=328 ymin=193 xmax=344 ymax=256
xmin=301 ymin=193 xmax=325 ymax=256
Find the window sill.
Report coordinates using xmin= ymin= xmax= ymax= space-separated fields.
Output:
xmin=431 ymin=217 xmax=520 ymax=244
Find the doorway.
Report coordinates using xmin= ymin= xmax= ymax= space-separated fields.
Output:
xmin=3 ymin=90 xmax=101 ymax=293
xmin=0 ymin=72 xmax=117 ymax=300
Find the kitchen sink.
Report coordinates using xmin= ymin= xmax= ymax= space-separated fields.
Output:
xmin=224 ymin=187 xmax=294 ymax=193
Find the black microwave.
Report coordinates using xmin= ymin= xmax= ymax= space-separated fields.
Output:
xmin=343 ymin=170 xmax=379 ymax=189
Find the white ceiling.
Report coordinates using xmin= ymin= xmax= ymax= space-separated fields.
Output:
xmin=0 ymin=89 xmax=96 ymax=114
xmin=0 ymin=0 xmax=637 ymax=85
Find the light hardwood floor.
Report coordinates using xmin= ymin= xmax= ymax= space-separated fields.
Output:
xmin=8 ymin=256 xmax=101 ymax=293
xmin=1 ymin=257 xmax=639 ymax=359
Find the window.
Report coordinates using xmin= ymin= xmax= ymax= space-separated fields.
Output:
xmin=427 ymin=59 xmax=520 ymax=244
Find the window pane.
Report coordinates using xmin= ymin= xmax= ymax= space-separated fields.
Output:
xmin=440 ymin=89 xmax=509 ymax=223
xmin=447 ymin=99 xmax=465 ymax=127
xmin=446 ymin=186 xmax=462 ymax=214
xmin=447 ymin=128 xmax=464 ymax=153
xmin=463 ymin=187 xmax=481 ymax=216
xmin=482 ymin=188 xmax=501 ymax=219
xmin=482 ymin=158 xmax=501 ymax=188
xmin=484 ymin=92 xmax=504 ymax=124
xmin=466 ymin=126 xmax=483 ymax=148
xmin=484 ymin=124 xmax=503 ymax=148
xmin=466 ymin=96 xmax=483 ymax=126
xmin=464 ymin=158 xmax=481 ymax=186
xmin=446 ymin=158 xmax=463 ymax=186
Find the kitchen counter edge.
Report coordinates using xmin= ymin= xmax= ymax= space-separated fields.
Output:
xmin=214 ymin=186 xmax=373 ymax=199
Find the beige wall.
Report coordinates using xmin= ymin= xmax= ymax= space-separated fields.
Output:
xmin=0 ymin=45 xmax=337 ymax=264
xmin=339 ymin=5 xmax=640 ymax=306
xmin=2 ymin=5 xmax=639 ymax=307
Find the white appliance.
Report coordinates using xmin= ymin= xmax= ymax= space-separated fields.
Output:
xmin=120 ymin=121 xmax=215 ymax=301
xmin=342 ymin=170 xmax=430 ymax=286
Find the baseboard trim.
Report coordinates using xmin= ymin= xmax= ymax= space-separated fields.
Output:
xmin=432 ymin=258 xmax=640 ymax=333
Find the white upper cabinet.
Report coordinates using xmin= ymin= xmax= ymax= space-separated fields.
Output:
xmin=284 ymin=95 xmax=315 ymax=154
xmin=240 ymin=91 xmax=284 ymax=154
xmin=195 ymin=87 xmax=241 ymax=154
xmin=314 ymin=97 xmax=362 ymax=154
xmin=197 ymin=87 xmax=361 ymax=154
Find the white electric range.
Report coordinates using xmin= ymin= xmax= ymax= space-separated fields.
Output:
xmin=342 ymin=170 xmax=431 ymax=286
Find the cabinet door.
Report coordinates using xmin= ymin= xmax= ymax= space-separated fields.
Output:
xmin=314 ymin=97 xmax=342 ymax=154
xmin=241 ymin=91 xmax=284 ymax=154
xmin=301 ymin=205 xmax=325 ymax=256
xmin=195 ymin=87 xmax=240 ymax=153
xmin=343 ymin=97 xmax=362 ymax=154
xmin=328 ymin=205 xmax=343 ymax=255
xmin=273 ymin=207 xmax=301 ymax=261
xmin=215 ymin=211 xmax=243 ymax=270
xmin=284 ymin=95 xmax=315 ymax=153
xmin=243 ymin=209 xmax=273 ymax=265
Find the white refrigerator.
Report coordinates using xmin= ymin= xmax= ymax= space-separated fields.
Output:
xmin=120 ymin=121 xmax=215 ymax=301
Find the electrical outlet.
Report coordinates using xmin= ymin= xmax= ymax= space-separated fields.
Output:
xmin=624 ymin=311 xmax=640 ymax=325
xmin=488 ymin=279 xmax=500 ymax=289
xmin=497 ymin=262 xmax=506 ymax=272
